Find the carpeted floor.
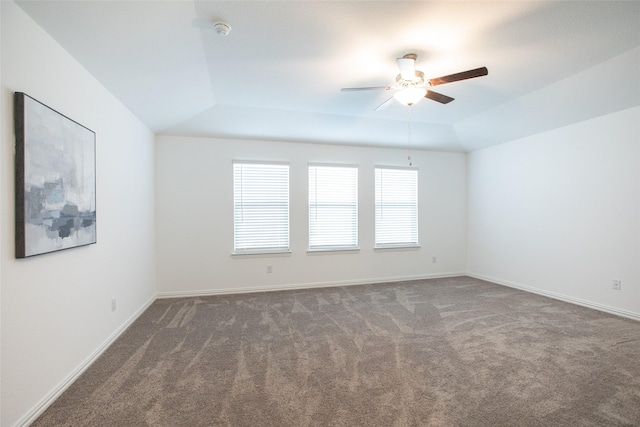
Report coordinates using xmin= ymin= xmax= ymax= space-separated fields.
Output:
xmin=33 ymin=276 xmax=640 ymax=426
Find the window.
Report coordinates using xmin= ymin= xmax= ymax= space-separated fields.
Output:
xmin=309 ymin=165 xmax=358 ymax=251
xmin=233 ymin=162 xmax=289 ymax=253
xmin=375 ymin=167 xmax=418 ymax=248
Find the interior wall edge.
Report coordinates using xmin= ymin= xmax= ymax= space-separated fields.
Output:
xmin=156 ymin=272 xmax=467 ymax=299
xmin=10 ymin=295 xmax=156 ymax=427
xmin=468 ymin=272 xmax=640 ymax=322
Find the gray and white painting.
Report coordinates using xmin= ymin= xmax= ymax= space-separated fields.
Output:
xmin=18 ymin=94 xmax=96 ymax=257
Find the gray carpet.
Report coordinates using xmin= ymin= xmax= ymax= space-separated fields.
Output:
xmin=33 ymin=276 xmax=640 ymax=426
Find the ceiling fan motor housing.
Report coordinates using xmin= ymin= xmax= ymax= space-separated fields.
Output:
xmin=396 ymin=70 xmax=425 ymax=87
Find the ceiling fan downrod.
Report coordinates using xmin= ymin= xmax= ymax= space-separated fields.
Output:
xmin=407 ymin=105 xmax=413 ymax=166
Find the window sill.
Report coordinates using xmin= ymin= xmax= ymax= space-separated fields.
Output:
xmin=374 ymin=245 xmax=421 ymax=252
xmin=232 ymin=250 xmax=292 ymax=258
xmin=307 ymin=247 xmax=360 ymax=255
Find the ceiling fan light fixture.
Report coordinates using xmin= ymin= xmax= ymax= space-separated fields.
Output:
xmin=394 ymin=87 xmax=427 ymax=106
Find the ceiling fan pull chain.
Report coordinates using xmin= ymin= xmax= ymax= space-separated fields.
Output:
xmin=408 ymin=106 xmax=413 ymax=166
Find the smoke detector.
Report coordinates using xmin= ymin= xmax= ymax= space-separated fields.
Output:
xmin=213 ymin=22 xmax=231 ymax=36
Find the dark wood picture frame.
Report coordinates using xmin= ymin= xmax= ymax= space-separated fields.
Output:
xmin=15 ymin=92 xmax=97 ymax=258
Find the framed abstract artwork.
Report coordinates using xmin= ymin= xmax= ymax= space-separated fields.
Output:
xmin=14 ymin=92 xmax=96 ymax=258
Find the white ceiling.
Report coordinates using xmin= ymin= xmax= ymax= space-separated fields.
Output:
xmin=15 ymin=1 xmax=640 ymax=152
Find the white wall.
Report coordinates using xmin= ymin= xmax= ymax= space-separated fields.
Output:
xmin=155 ymin=135 xmax=467 ymax=295
xmin=1 ymin=3 xmax=156 ymax=426
xmin=0 ymin=3 xmax=4 ymax=423
xmin=467 ymin=106 xmax=640 ymax=318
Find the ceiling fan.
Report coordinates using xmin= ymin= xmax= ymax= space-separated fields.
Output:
xmin=341 ymin=54 xmax=488 ymax=110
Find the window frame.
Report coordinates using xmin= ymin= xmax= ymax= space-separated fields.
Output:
xmin=374 ymin=166 xmax=419 ymax=249
xmin=308 ymin=163 xmax=359 ymax=253
xmin=232 ymin=160 xmax=290 ymax=255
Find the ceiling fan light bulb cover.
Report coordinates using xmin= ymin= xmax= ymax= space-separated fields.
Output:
xmin=394 ymin=87 xmax=427 ymax=106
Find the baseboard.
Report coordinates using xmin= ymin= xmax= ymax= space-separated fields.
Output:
xmin=467 ymin=272 xmax=640 ymax=322
xmin=157 ymin=271 xmax=466 ymax=299
xmin=14 ymin=295 xmax=156 ymax=427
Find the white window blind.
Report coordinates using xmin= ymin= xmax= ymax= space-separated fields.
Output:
xmin=233 ymin=162 xmax=289 ymax=253
xmin=309 ymin=165 xmax=358 ymax=250
xmin=375 ymin=167 xmax=418 ymax=248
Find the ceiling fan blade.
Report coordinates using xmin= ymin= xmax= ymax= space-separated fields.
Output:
xmin=375 ymin=97 xmax=394 ymax=111
xmin=428 ymin=67 xmax=488 ymax=86
xmin=425 ymin=90 xmax=454 ymax=104
xmin=397 ymin=57 xmax=416 ymax=81
xmin=341 ymin=86 xmax=391 ymax=92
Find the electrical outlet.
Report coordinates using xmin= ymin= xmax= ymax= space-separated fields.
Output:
xmin=432 ymin=256 xmax=437 ymax=263
xmin=612 ymin=280 xmax=622 ymax=291
xmin=111 ymin=298 xmax=117 ymax=311
xmin=267 ymin=265 xmax=273 ymax=273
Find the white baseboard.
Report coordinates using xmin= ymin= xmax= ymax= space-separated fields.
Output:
xmin=14 ymin=295 xmax=156 ymax=427
xmin=157 ymin=271 xmax=466 ymax=299
xmin=467 ymin=272 xmax=640 ymax=322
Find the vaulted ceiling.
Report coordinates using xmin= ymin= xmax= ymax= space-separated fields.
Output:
xmin=15 ymin=1 xmax=640 ymax=152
